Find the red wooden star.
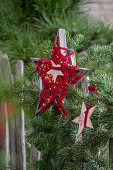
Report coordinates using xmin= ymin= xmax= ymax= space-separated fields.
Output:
xmin=31 ymin=29 xmax=90 ymax=118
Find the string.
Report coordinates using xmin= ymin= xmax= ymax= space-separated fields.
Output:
xmin=84 ymin=103 xmax=93 ymax=127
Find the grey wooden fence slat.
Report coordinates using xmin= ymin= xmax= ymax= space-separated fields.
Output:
xmin=4 ymin=102 xmax=10 ymax=170
xmin=0 ymin=52 xmax=12 ymax=169
xmin=81 ymin=77 xmax=89 ymax=96
xmin=30 ymin=144 xmax=39 ymax=170
xmin=16 ymin=60 xmax=26 ymax=170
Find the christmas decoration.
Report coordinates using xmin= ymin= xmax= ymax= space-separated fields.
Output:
xmin=72 ymin=85 xmax=100 ymax=138
xmin=72 ymin=102 xmax=96 ymax=138
xmin=46 ymin=60 xmax=64 ymax=82
xmin=31 ymin=44 xmax=89 ymax=118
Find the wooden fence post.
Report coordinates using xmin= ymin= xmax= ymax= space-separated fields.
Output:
xmin=30 ymin=78 xmax=42 ymax=168
xmin=81 ymin=77 xmax=89 ymax=96
xmin=15 ymin=60 xmax=26 ymax=170
xmin=0 ymin=52 xmax=12 ymax=169
xmin=16 ymin=60 xmax=26 ymax=170
xmin=30 ymin=144 xmax=39 ymax=170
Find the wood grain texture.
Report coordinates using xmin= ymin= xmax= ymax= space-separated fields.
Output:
xmin=15 ymin=60 xmax=26 ymax=170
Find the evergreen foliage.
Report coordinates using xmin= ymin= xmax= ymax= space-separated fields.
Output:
xmin=28 ymin=37 xmax=112 ymax=170
xmin=0 ymin=33 xmax=113 ymax=169
xmin=0 ymin=0 xmax=113 ymax=169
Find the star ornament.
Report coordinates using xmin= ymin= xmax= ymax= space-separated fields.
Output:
xmin=72 ymin=102 xmax=96 ymax=138
xmin=47 ymin=60 xmax=64 ymax=82
xmin=31 ymin=44 xmax=90 ymax=117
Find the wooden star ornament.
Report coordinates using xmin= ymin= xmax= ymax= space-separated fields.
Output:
xmin=31 ymin=29 xmax=90 ymax=118
xmin=72 ymin=102 xmax=96 ymax=138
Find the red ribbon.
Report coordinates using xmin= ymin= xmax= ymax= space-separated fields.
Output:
xmin=36 ymin=44 xmax=85 ymax=118
xmin=88 ymin=85 xmax=100 ymax=100
xmin=88 ymin=86 xmax=98 ymax=92
xmin=51 ymin=44 xmax=75 ymax=64
xmin=84 ymin=103 xmax=93 ymax=127
xmin=84 ymin=85 xmax=100 ymax=127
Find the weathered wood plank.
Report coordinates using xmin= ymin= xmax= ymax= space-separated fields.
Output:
xmin=55 ymin=28 xmax=67 ymax=55
xmin=81 ymin=77 xmax=89 ymax=96
xmin=15 ymin=60 xmax=26 ymax=170
xmin=30 ymin=144 xmax=39 ymax=170
xmin=0 ymin=52 xmax=12 ymax=169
